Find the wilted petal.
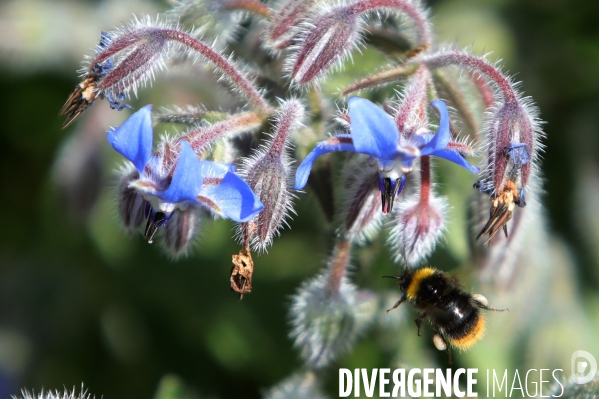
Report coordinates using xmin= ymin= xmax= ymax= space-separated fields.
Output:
xmin=106 ymin=105 xmax=153 ymax=172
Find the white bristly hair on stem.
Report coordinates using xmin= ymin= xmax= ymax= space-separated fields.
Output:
xmin=236 ymin=98 xmax=305 ymax=252
xmin=15 ymin=387 xmax=94 ymax=399
xmin=84 ymin=16 xmax=271 ymax=112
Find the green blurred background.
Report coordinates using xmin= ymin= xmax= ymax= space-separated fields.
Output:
xmin=0 ymin=0 xmax=598 ymax=398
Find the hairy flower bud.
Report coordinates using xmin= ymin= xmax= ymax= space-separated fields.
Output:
xmin=290 ymin=271 xmax=376 ymax=368
xmin=484 ymin=102 xmax=537 ymax=193
xmin=61 ymin=18 xmax=270 ymax=127
xmin=289 ymin=6 xmax=361 ymax=85
xmin=341 ymin=156 xmax=384 ymax=244
xmin=237 ymin=99 xmax=304 ymax=252
xmin=289 ymin=241 xmax=376 ymax=368
xmin=264 ymin=371 xmax=327 ymax=399
xmin=265 ymin=0 xmax=315 ymax=50
xmin=475 ymin=100 xmax=541 ymax=242
xmin=117 ymin=167 xmax=149 ymax=234
xmin=388 ymin=192 xmax=447 ymax=266
xmin=162 ymin=206 xmax=205 ymax=257
xmin=289 ymin=0 xmax=432 ymax=85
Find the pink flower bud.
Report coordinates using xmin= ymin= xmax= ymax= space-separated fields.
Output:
xmin=388 ymin=193 xmax=447 ymax=266
xmin=237 ymin=99 xmax=304 ymax=251
xmin=265 ymin=0 xmax=315 ymax=50
xmin=289 ymin=7 xmax=361 ymax=85
xmin=162 ymin=206 xmax=206 ymax=258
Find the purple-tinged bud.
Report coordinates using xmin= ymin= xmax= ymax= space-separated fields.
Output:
xmin=394 ymin=65 xmax=431 ymax=135
xmin=388 ymin=156 xmax=447 ymax=265
xmin=61 ymin=18 xmax=271 ymax=127
xmin=289 ymin=241 xmax=376 ymax=368
xmin=265 ymin=0 xmax=316 ymax=50
xmin=388 ymin=193 xmax=447 ymax=266
xmin=475 ymin=100 xmax=541 ymax=242
xmin=117 ymin=167 xmax=149 ymax=234
xmin=237 ymin=99 xmax=304 ymax=252
xmin=290 ymin=0 xmax=432 ymax=85
xmin=162 ymin=206 xmax=205 ymax=258
xmin=289 ymin=6 xmax=362 ymax=85
xmin=485 ymin=103 xmax=536 ymax=194
xmin=341 ymin=157 xmax=384 ymax=244
xmin=264 ymin=371 xmax=327 ymax=399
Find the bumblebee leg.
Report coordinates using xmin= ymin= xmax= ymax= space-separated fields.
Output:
xmin=472 ymin=294 xmax=509 ymax=312
xmin=415 ymin=314 xmax=425 ymax=336
xmin=480 ymin=305 xmax=509 ymax=312
xmin=446 ymin=347 xmax=453 ymax=365
xmin=386 ymin=295 xmax=407 ymax=313
xmin=433 ymin=331 xmax=452 ymax=364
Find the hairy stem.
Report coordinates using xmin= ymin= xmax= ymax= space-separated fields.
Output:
xmin=222 ymin=0 xmax=272 ymax=17
xmin=180 ymin=112 xmax=264 ymax=152
xmin=347 ymin=0 xmax=432 ymax=48
xmin=327 ymin=240 xmax=352 ymax=295
xmin=420 ymin=51 xmax=518 ymax=104
xmin=164 ymin=30 xmax=272 ymax=112
xmin=342 ymin=64 xmax=418 ymax=96
xmin=419 ymin=156 xmax=431 ymax=206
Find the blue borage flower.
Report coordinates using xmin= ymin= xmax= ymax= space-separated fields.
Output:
xmin=294 ymin=97 xmax=479 ymax=213
xmin=107 ymin=105 xmax=263 ymax=241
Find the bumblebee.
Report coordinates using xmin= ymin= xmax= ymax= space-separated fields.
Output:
xmin=384 ymin=267 xmax=506 ymax=362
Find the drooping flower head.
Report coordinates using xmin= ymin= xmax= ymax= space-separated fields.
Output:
xmin=294 ymin=97 xmax=478 ymax=214
xmin=108 ymin=105 xmax=263 ymax=244
xmin=60 ymin=18 xmax=270 ymax=128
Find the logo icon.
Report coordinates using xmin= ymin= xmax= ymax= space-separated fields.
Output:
xmin=571 ymin=350 xmax=597 ymax=384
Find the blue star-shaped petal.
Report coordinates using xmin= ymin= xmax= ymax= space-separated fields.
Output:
xmin=294 ymin=97 xmax=479 ymax=213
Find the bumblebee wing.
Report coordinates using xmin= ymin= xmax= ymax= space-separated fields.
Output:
xmin=477 ymin=202 xmax=513 ymax=243
xmin=60 ymin=77 xmax=98 ymax=128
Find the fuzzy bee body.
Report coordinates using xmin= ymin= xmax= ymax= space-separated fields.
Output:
xmin=385 ymin=267 xmax=506 ymax=362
